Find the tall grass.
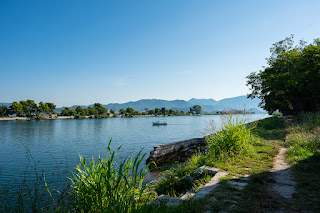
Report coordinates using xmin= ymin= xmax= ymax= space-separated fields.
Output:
xmin=70 ymin=139 xmax=151 ymax=212
xmin=205 ymin=114 xmax=255 ymax=160
xmin=285 ymin=128 xmax=320 ymax=164
xmin=256 ymin=116 xmax=286 ymax=130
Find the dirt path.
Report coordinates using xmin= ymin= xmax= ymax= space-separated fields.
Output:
xmin=270 ymin=147 xmax=296 ymax=199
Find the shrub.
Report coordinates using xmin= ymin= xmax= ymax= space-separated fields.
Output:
xmin=293 ymin=113 xmax=320 ymax=130
xmin=257 ymin=116 xmax=286 ymax=130
xmin=205 ymin=114 xmax=255 ymax=160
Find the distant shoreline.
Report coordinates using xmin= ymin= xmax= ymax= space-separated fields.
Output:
xmin=0 ymin=114 xmax=184 ymax=121
xmin=0 ymin=112 xmax=263 ymax=122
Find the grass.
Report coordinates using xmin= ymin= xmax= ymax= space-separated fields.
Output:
xmin=205 ymin=114 xmax=255 ymax=160
xmin=149 ymin=114 xmax=281 ymax=212
xmin=282 ymin=113 xmax=320 ymax=212
xmin=69 ymin=139 xmax=152 ymax=212
xmin=1 ymin=113 xmax=319 ymax=212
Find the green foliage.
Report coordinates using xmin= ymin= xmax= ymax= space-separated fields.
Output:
xmin=292 ymin=113 xmax=320 ymax=129
xmin=190 ymin=105 xmax=202 ymax=114
xmin=61 ymin=107 xmax=76 ymax=116
xmin=94 ymin=103 xmax=108 ymax=115
xmin=285 ymin=130 xmax=320 ymax=164
xmin=154 ymin=153 xmax=207 ymax=197
xmin=71 ymin=140 xmax=150 ymax=212
xmin=0 ymin=105 xmax=9 ymax=117
xmin=10 ymin=101 xmax=24 ymax=116
xmin=256 ymin=116 xmax=286 ymax=130
xmin=247 ymin=35 xmax=320 ymax=115
xmin=205 ymin=115 xmax=255 ymax=160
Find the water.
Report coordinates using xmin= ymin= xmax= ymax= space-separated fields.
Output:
xmin=0 ymin=114 xmax=269 ymax=189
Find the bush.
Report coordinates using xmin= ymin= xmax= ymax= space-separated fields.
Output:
xmin=257 ymin=116 xmax=286 ymax=130
xmin=293 ymin=113 xmax=320 ymax=130
xmin=205 ymin=114 xmax=255 ymax=160
xmin=71 ymin=140 xmax=150 ymax=212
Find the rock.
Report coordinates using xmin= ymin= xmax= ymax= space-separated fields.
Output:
xmin=180 ymin=192 xmax=195 ymax=200
xmin=191 ymin=166 xmax=219 ymax=178
xmin=192 ymin=171 xmax=229 ymax=199
xmin=149 ymin=195 xmax=183 ymax=206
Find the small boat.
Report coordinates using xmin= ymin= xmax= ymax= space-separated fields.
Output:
xmin=152 ymin=121 xmax=167 ymax=126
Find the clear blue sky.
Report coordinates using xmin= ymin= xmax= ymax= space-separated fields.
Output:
xmin=1 ymin=0 xmax=320 ymax=107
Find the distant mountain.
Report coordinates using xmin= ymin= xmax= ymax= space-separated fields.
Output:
xmin=217 ymin=96 xmax=261 ymax=110
xmin=188 ymin=98 xmax=217 ymax=106
xmin=104 ymin=99 xmax=193 ymax=112
xmin=54 ymin=95 xmax=266 ymax=114
xmin=188 ymin=96 xmax=263 ymax=112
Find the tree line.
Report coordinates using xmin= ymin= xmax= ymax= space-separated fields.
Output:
xmin=1 ymin=100 xmax=203 ymax=118
xmin=0 ymin=100 xmax=56 ymax=117
xmin=60 ymin=105 xmax=202 ymax=118
xmin=60 ymin=103 xmax=109 ymax=117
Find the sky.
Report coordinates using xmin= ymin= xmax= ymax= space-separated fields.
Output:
xmin=1 ymin=0 xmax=320 ymax=107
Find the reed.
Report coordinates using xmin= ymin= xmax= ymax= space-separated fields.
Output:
xmin=70 ymin=139 xmax=150 ymax=212
xmin=205 ymin=114 xmax=255 ymax=160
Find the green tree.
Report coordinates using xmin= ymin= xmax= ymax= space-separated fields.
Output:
xmin=190 ymin=105 xmax=202 ymax=114
xmin=169 ymin=109 xmax=175 ymax=115
xmin=0 ymin=105 xmax=9 ymax=117
xmin=19 ymin=101 xmax=28 ymax=115
xmin=247 ymin=36 xmax=320 ymax=115
xmin=46 ymin=102 xmax=56 ymax=113
xmin=126 ymin=107 xmax=134 ymax=114
xmin=10 ymin=102 xmax=24 ymax=116
xmin=61 ymin=107 xmax=70 ymax=116
xmin=148 ymin=109 xmax=155 ymax=115
xmin=155 ymin=108 xmax=160 ymax=115
xmin=69 ymin=109 xmax=77 ymax=116
xmin=94 ymin=103 xmax=107 ymax=115
xmin=40 ymin=102 xmax=51 ymax=114
xmin=87 ymin=107 xmax=97 ymax=115
xmin=38 ymin=102 xmax=44 ymax=113
xmin=26 ymin=100 xmax=37 ymax=114
xmin=76 ymin=106 xmax=84 ymax=115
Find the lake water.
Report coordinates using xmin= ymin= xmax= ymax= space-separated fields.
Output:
xmin=0 ymin=114 xmax=269 ymax=190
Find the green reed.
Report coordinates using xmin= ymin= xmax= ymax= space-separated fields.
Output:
xmin=205 ymin=114 xmax=255 ymax=160
xmin=70 ymin=139 xmax=150 ymax=212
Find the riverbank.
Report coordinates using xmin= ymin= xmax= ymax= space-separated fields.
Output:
xmin=2 ymin=114 xmax=318 ymax=212
xmin=144 ymin=114 xmax=320 ymax=212
xmin=0 ymin=114 xmax=189 ymax=121
xmin=0 ymin=113 xmax=266 ymax=122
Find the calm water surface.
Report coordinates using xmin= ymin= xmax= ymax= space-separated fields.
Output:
xmin=0 ymin=114 xmax=269 ymax=188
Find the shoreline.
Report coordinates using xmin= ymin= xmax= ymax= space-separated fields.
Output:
xmin=0 ymin=113 xmax=264 ymax=122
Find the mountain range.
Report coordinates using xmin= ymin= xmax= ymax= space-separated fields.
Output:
xmin=1 ymin=95 xmax=266 ymax=114
xmin=64 ymin=95 xmax=265 ymax=114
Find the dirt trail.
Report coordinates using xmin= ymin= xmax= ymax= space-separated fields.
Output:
xmin=270 ymin=147 xmax=296 ymax=199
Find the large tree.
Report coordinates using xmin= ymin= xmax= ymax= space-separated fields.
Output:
xmin=247 ymin=36 xmax=320 ymax=115
xmin=0 ymin=105 xmax=9 ymax=117
xmin=10 ymin=102 xmax=24 ymax=116
xmin=93 ymin=103 xmax=107 ymax=115
xmin=190 ymin=105 xmax=202 ymax=114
